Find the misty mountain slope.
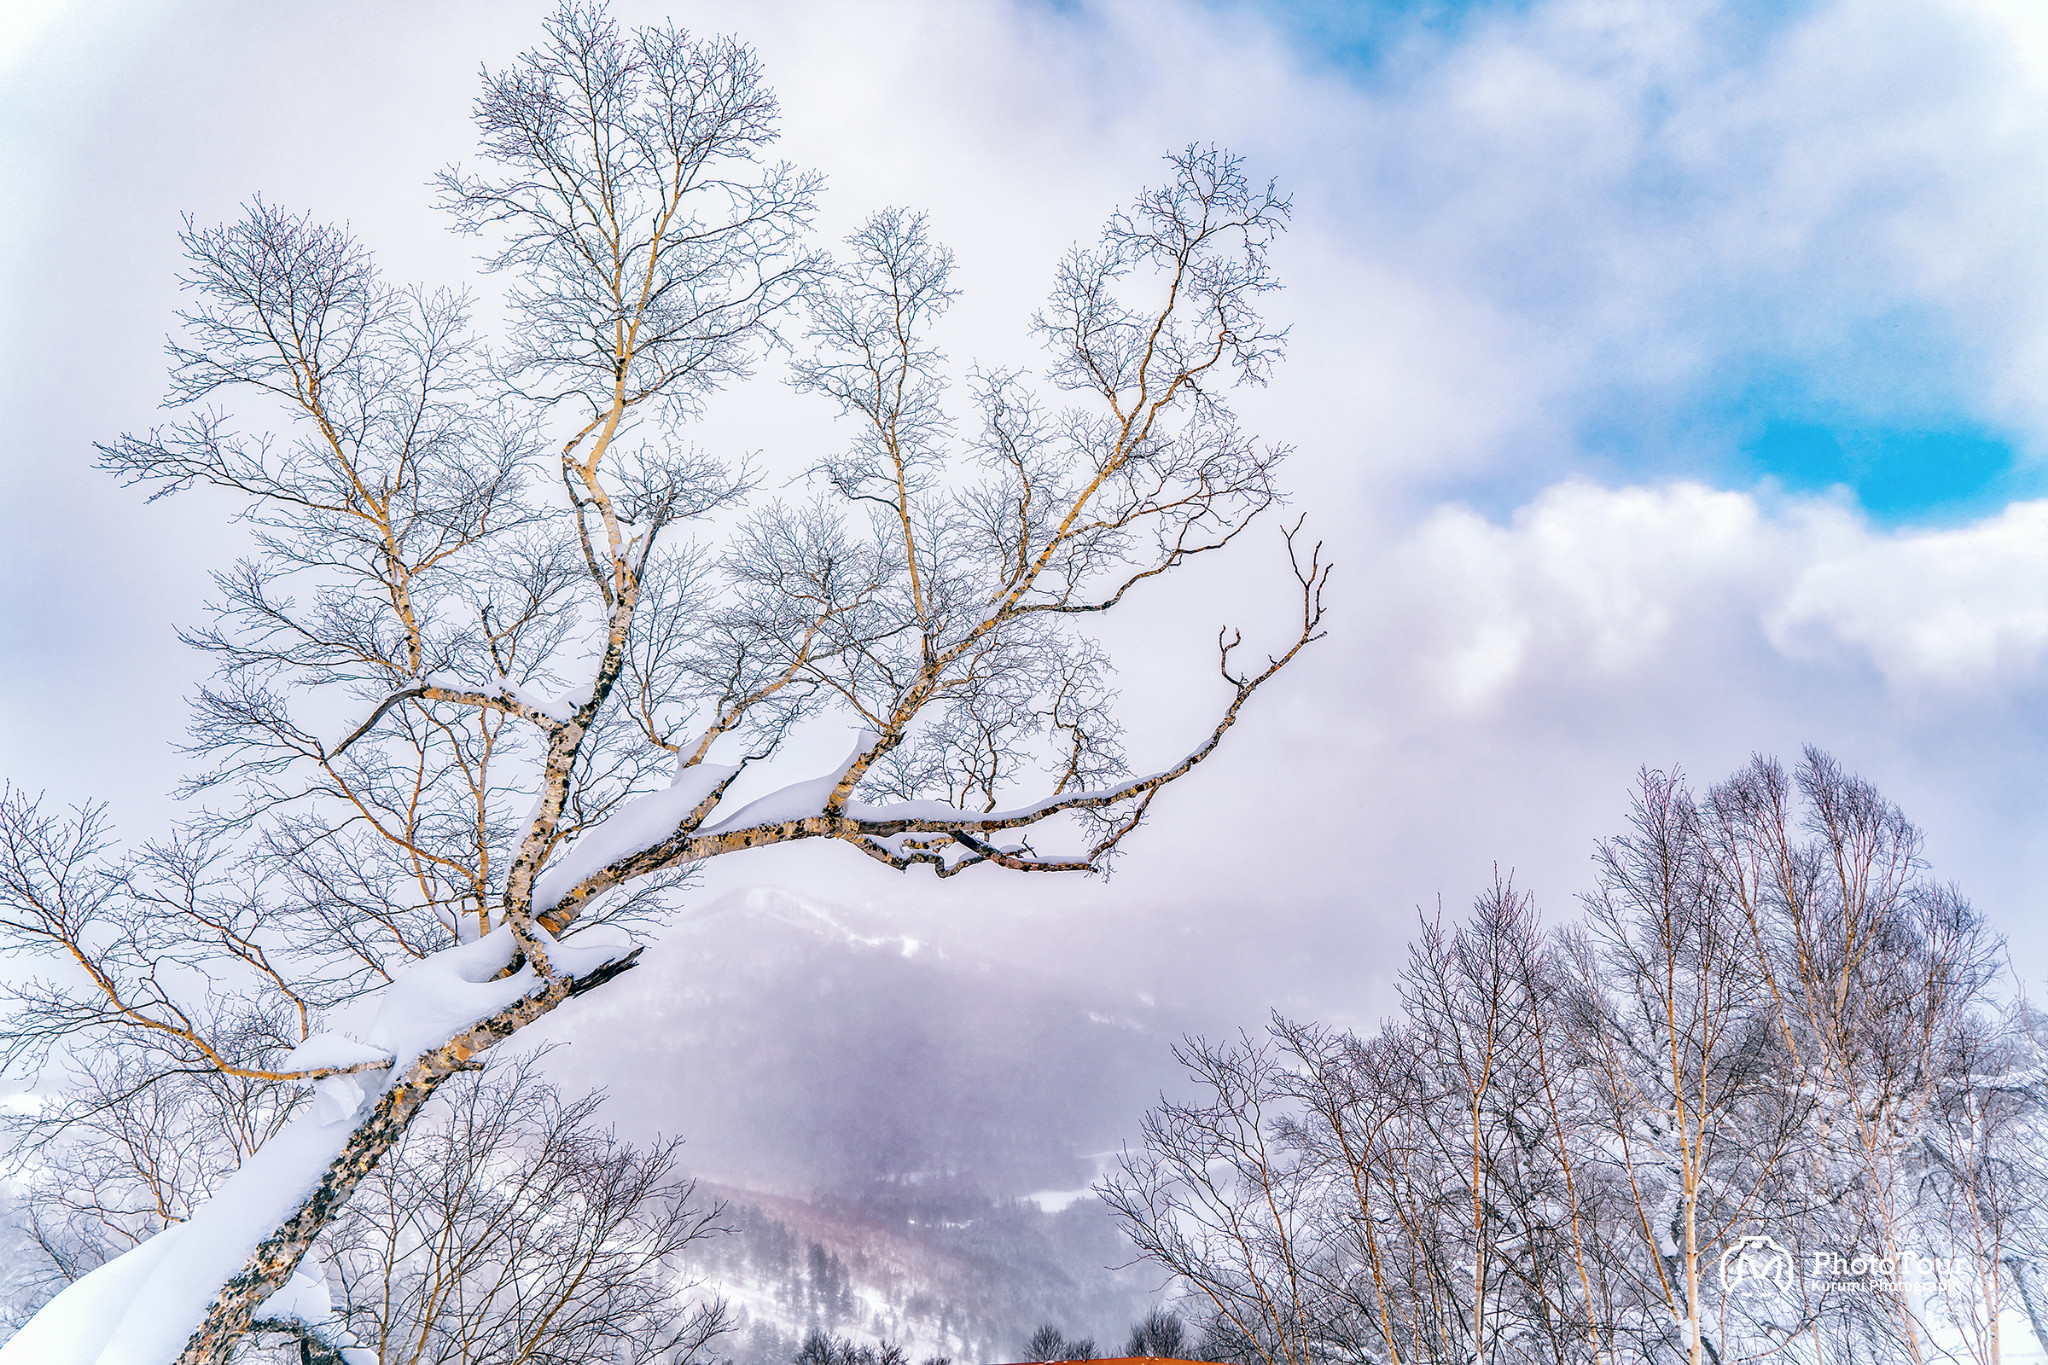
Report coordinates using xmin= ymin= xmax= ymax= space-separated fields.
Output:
xmin=535 ymin=886 xmax=1199 ymax=1197
xmin=517 ymin=885 xmax=1196 ymax=1359
xmin=685 ymin=1180 xmax=1161 ymax=1365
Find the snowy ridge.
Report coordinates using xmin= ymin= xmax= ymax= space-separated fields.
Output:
xmin=681 ymin=885 xmax=934 ymax=959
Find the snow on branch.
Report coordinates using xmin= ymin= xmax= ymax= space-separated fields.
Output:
xmin=0 ymin=921 xmax=640 ymax=1365
xmin=531 ymin=759 xmax=742 ymax=915
xmin=320 ymin=668 xmax=593 ymax=763
xmin=535 ymin=530 xmax=1328 ymax=922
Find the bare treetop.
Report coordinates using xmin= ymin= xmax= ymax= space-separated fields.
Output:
xmin=440 ymin=2 xmax=824 ymax=418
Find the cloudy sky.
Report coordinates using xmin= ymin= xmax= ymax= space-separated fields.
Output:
xmin=4 ymin=0 xmax=2047 ymax=1059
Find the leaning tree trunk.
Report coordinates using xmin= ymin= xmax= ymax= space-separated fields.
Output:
xmin=172 ymin=952 xmax=639 ymax=1365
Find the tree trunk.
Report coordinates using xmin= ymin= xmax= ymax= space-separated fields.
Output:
xmin=172 ymin=952 xmax=638 ymax=1365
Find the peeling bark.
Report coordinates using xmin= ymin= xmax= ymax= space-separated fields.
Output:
xmin=171 ymin=952 xmax=639 ymax=1365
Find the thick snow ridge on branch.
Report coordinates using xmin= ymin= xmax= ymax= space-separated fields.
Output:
xmin=533 ymin=761 xmax=739 ymax=912
xmin=495 ymin=672 xmax=579 ymax=724
xmin=322 ymin=667 xmax=592 ymax=759
xmin=248 ymin=1265 xmax=373 ymax=1364
xmin=697 ymin=737 xmax=872 ymax=837
xmin=4 ymin=1109 xmax=363 ymax=1365
xmin=277 ymin=1034 xmax=392 ymax=1075
xmin=839 ymin=775 xmax=1163 ymax=829
xmin=0 ymin=1222 xmax=193 ymax=1365
xmin=278 ymin=1033 xmax=397 ymax=1125
xmin=693 ymin=734 xmax=1163 ymax=839
xmin=0 ymin=924 xmax=638 ymax=1365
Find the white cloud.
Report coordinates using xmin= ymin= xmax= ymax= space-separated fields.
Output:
xmin=0 ymin=0 xmax=74 ymax=79
xmin=1373 ymin=480 xmax=2048 ymax=709
xmin=1772 ymin=500 xmax=2048 ymax=685
xmin=1386 ymin=481 xmax=1779 ymax=709
xmin=1233 ymin=0 xmax=2048 ymax=457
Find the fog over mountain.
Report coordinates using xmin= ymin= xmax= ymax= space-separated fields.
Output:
xmin=533 ymin=886 xmax=1201 ymax=1200
xmin=520 ymin=886 xmax=1192 ymax=1359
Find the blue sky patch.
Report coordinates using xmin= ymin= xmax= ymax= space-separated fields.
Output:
xmin=1739 ymin=421 xmax=2030 ymax=523
xmin=1429 ymin=395 xmax=2042 ymax=530
xmin=1185 ymin=0 xmax=1808 ymax=78
xmin=1178 ymin=0 xmax=1532 ymax=76
xmin=1558 ymin=399 xmax=2039 ymax=527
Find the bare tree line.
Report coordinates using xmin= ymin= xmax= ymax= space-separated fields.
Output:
xmin=1105 ymin=750 xmax=2048 ymax=1365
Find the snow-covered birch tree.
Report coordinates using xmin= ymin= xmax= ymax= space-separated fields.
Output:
xmin=1696 ymin=752 xmax=2006 ymax=1365
xmin=1566 ymin=768 xmax=1809 ymax=1365
xmin=1105 ymin=751 xmax=2034 ymax=1365
xmin=0 ymin=5 xmax=1324 ymax=1363
xmin=1106 ymin=888 xmax=1622 ymax=1365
